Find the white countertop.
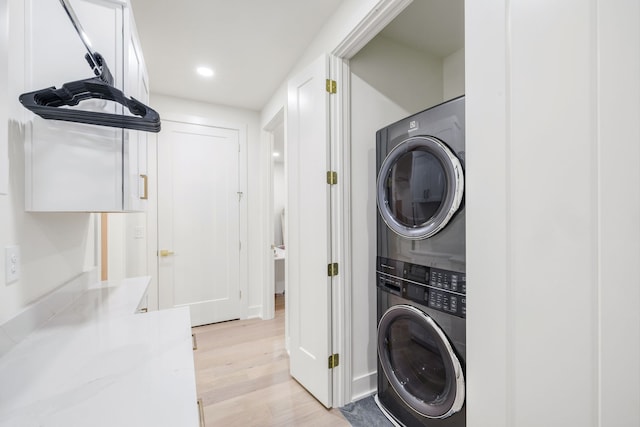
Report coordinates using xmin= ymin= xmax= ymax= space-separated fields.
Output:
xmin=0 ymin=277 xmax=199 ymax=426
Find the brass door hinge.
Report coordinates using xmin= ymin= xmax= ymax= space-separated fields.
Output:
xmin=328 ymin=263 xmax=339 ymax=277
xmin=328 ymin=353 xmax=340 ymax=369
xmin=326 ymin=79 xmax=337 ymax=94
xmin=327 ymin=171 xmax=338 ymax=185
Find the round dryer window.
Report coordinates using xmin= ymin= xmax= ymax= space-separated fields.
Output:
xmin=377 ymin=304 xmax=465 ymax=419
xmin=377 ymin=136 xmax=464 ymax=240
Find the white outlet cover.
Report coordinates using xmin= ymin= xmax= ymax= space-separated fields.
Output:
xmin=5 ymin=246 xmax=20 ymax=284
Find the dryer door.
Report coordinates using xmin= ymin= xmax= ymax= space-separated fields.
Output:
xmin=377 ymin=136 xmax=464 ymax=240
xmin=377 ymin=304 xmax=465 ymax=419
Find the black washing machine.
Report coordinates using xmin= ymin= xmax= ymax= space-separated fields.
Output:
xmin=375 ymin=260 xmax=465 ymax=427
xmin=376 ymin=97 xmax=466 ymax=427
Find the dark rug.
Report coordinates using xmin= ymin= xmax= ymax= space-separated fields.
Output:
xmin=339 ymin=395 xmax=395 ymax=426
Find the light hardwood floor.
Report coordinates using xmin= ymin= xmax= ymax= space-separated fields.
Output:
xmin=192 ymin=294 xmax=350 ymax=426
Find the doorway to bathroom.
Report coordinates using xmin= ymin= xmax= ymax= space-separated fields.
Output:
xmin=263 ymin=108 xmax=286 ymax=323
xmin=271 ymin=120 xmax=286 ymax=297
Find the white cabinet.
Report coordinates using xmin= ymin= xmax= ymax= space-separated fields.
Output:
xmin=23 ymin=0 xmax=150 ymax=212
xmin=123 ymin=10 xmax=150 ymax=211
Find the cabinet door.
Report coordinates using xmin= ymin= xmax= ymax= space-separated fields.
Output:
xmin=123 ymin=19 xmax=149 ymax=211
xmin=23 ymin=0 xmax=148 ymax=212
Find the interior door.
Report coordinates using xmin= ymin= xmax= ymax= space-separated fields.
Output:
xmin=157 ymin=120 xmax=241 ymax=327
xmin=287 ymin=54 xmax=333 ymax=407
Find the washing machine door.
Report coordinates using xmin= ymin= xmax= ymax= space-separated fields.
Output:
xmin=378 ymin=304 xmax=465 ymax=419
xmin=377 ymin=136 xmax=464 ymax=240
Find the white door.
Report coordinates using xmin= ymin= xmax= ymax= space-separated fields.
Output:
xmin=158 ymin=120 xmax=241 ymax=327
xmin=287 ymin=55 xmax=333 ymax=407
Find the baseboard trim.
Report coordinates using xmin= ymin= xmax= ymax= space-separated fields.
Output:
xmin=351 ymin=370 xmax=377 ymax=402
xmin=247 ymin=304 xmax=262 ymax=319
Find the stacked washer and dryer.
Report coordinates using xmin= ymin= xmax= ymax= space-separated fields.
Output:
xmin=375 ymin=96 xmax=466 ymax=427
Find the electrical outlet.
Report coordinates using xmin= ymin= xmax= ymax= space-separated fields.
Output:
xmin=5 ymin=246 xmax=20 ymax=284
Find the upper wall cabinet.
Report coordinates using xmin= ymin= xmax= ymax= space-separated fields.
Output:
xmin=23 ymin=0 xmax=150 ymax=212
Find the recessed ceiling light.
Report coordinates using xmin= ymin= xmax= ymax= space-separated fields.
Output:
xmin=273 ymin=152 xmax=280 ymax=157
xmin=196 ymin=66 xmax=214 ymax=77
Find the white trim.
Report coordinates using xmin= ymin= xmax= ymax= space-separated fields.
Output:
xmin=329 ymin=0 xmax=413 ymax=406
xmin=261 ymin=108 xmax=285 ymax=321
xmin=329 ymin=56 xmax=351 ymax=408
xmin=263 ymin=128 xmax=276 ymax=320
xmin=332 ymin=0 xmax=413 ymax=60
xmin=147 ymin=132 xmax=159 ymax=311
xmin=351 ymin=371 xmax=378 ymax=402
xmin=237 ymin=123 xmax=249 ymax=320
xmin=247 ymin=305 xmax=263 ymax=319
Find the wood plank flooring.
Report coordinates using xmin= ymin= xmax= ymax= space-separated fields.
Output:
xmin=192 ymin=294 xmax=350 ymax=426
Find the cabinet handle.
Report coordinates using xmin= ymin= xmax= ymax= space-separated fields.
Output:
xmin=140 ymin=174 xmax=148 ymax=200
xmin=192 ymin=333 xmax=198 ymax=351
xmin=197 ymin=398 xmax=205 ymax=427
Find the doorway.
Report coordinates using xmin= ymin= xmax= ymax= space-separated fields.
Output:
xmin=262 ymin=108 xmax=286 ymax=322
xmin=346 ymin=0 xmax=465 ymax=400
xmin=271 ymin=121 xmax=286 ymax=296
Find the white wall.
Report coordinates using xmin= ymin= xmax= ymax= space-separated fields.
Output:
xmin=350 ymin=35 xmax=443 ymax=114
xmin=124 ymin=213 xmax=147 ymax=277
xmin=0 ymin=0 xmax=8 ymax=195
xmin=443 ymin=48 xmax=464 ymax=100
xmin=349 ymin=75 xmax=409 ymax=398
xmin=0 ymin=0 xmax=98 ymax=325
xmin=146 ymin=94 xmax=263 ymax=317
xmin=467 ymin=1 xmax=640 ymax=426
xmin=107 ymin=212 xmax=147 ymax=284
xmin=107 ymin=214 xmax=126 ymax=282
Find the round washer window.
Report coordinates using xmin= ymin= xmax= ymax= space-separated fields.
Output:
xmin=378 ymin=304 xmax=465 ymax=419
xmin=377 ymin=136 xmax=464 ymax=240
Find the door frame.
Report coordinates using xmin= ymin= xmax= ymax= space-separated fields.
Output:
xmin=149 ymin=114 xmax=249 ymax=318
xmin=329 ymin=0 xmax=413 ymax=407
xmin=261 ymin=108 xmax=285 ymax=321
xmin=258 ymin=0 xmax=413 ymax=407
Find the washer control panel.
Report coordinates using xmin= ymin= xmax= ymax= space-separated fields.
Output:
xmin=377 ymin=257 xmax=466 ymax=318
xmin=430 ymin=268 xmax=466 ymax=294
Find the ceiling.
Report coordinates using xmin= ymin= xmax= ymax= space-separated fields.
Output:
xmin=380 ymin=0 xmax=464 ymax=58
xmin=129 ymin=0 xmax=464 ymax=112
xmin=129 ymin=0 xmax=344 ymax=111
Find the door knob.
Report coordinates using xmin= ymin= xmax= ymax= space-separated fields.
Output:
xmin=159 ymin=249 xmax=175 ymax=257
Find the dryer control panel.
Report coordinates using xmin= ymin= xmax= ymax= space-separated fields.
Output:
xmin=377 ymin=257 xmax=466 ymax=318
xmin=430 ymin=267 xmax=466 ymax=294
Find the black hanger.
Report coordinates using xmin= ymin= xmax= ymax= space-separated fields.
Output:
xmin=19 ymin=0 xmax=161 ymax=133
